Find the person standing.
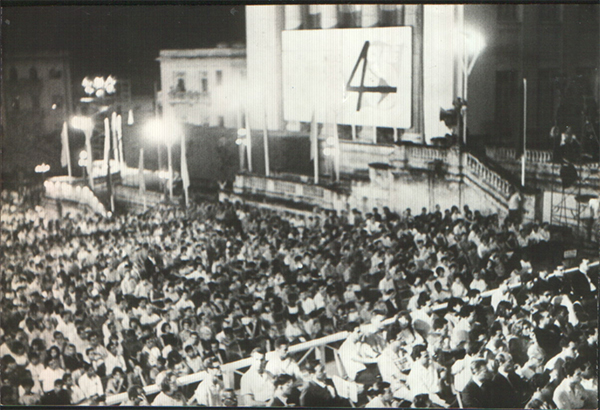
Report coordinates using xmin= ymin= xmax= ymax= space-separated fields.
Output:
xmin=240 ymin=348 xmax=275 ymax=406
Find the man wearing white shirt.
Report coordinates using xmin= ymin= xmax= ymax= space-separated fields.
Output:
xmin=241 ymin=348 xmax=275 ymax=406
xmin=265 ymin=338 xmax=304 ymax=381
xmin=39 ymin=358 xmax=65 ymax=393
xmin=189 ymin=358 xmax=224 ymax=406
xmin=77 ymin=363 xmax=104 ymax=402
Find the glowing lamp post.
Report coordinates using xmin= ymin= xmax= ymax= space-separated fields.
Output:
xmin=71 ymin=116 xmax=95 ymax=189
xmin=461 ymin=29 xmax=485 ymax=147
xmin=145 ymin=117 xmax=181 ymax=201
xmin=82 ymin=75 xmax=117 ymax=99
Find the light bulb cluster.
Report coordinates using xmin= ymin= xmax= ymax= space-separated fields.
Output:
xmin=82 ymin=76 xmax=117 ymax=98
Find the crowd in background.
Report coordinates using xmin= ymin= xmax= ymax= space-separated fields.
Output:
xmin=0 ymin=188 xmax=597 ymax=407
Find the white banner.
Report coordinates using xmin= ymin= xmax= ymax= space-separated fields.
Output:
xmin=282 ymin=27 xmax=412 ymax=128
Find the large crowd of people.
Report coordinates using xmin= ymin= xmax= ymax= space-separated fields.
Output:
xmin=0 ymin=187 xmax=597 ymax=408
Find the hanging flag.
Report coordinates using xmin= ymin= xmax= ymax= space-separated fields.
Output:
xmin=138 ymin=148 xmax=146 ymax=194
xmin=333 ymin=115 xmax=340 ymax=182
xmin=111 ymin=112 xmax=119 ymax=165
xmin=60 ymin=122 xmax=72 ymax=177
xmin=103 ymin=118 xmax=111 ymax=172
xmin=117 ymin=115 xmax=125 ymax=171
xmin=245 ymin=110 xmax=253 ymax=172
xmin=180 ymin=132 xmax=190 ymax=207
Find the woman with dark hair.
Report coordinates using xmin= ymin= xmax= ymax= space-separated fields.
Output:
xmin=44 ymin=345 xmax=64 ymax=369
xmin=105 ymin=366 xmax=127 ymax=395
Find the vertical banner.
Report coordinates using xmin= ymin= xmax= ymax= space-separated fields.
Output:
xmin=139 ymin=148 xmax=146 ymax=210
xmin=111 ymin=112 xmax=119 ymax=168
xmin=117 ymin=115 xmax=125 ymax=172
xmin=245 ymin=110 xmax=253 ymax=173
xmin=60 ymin=122 xmax=72 ymax=177
xmin=181 ymin=132 xmax=190 ymax=207
xmin=103 ymin=118 xmax=111 ymax=171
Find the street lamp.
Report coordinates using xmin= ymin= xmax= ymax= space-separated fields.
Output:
xmin=82 ymin=75 xmax=117 ymax=99
xmin=145 ymin=117 xmax=181 ymax=201
xmin=71 ymin=116 xmax=95 ymax=189
xmin=461 ymin=28 xmax=485 ymax=147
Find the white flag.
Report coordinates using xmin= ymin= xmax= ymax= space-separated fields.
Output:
xmin=60 ymin=122 xmax=70 ymax=168
xmin=138 ymin=148 xmax=146 ymax=194
xmin=181 ymin=133 xmax=190 ymax=190
xmin=103 ymin=118 xmax=111 ymax=171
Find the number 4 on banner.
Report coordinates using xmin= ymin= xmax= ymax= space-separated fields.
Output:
xmin=346 ymin=41 xmax=397 ymax=112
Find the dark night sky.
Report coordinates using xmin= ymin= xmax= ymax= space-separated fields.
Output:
xmin=2 ymin=5 xmax=246 ymax=95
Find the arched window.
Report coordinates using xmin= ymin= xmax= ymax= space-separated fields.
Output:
xmin=176 ymin=78 xmax=186 ymax=93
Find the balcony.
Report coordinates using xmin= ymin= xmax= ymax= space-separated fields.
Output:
xmin=167 ymin=90 xmax=210 ymax=105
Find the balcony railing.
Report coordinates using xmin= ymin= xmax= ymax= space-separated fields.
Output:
xmin=465 ymin=153 xmax=512 ymax=200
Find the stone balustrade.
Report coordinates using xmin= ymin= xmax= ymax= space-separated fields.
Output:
xmin=465 ymin=154 xmax=512 ymax=200
xmin=485 ymin=146 xmax=553 ymax=163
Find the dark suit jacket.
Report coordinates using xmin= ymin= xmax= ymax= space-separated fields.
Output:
xmin=461 ymin=380 xmax=493 ymax=408
xmin=491 ymin=372 xmax=530 ymax=408
xmin=299 ymin=381 xmax=336 ymax=407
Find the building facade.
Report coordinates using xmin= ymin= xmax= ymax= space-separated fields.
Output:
xmin=244 ymin=4 xmax=598 ymax=150
xmin=157 ymin=46 xmax=246 ymax=128
xmin=2 ymin=51 xmax=74 ymax=140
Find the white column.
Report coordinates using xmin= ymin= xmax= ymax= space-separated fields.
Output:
xmin=320 ymin=5 xmax=338 ymax=29
xmin=423 ymin=5 xmax=458 ymax=143
xmin=284 ymin=5 xmax=302 ymax=132
xmin=284 ymin=4 xmax=302 ymax=29
xmin=246 ymin=6 xmax=285 ymax=131
xmin=361 ymin=4 xmax=379 ymax=27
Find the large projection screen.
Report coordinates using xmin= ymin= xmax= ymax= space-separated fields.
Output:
xmin=282 ymin=27 xmax=412 ymax=129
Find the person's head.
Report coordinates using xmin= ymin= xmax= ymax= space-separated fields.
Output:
xmin=53 ymin=378 xmax=64 ymax=393
xmin=470 ymin=359 xmax=491 ymax=383
xmin=495 ymin=352 xmax=515 ymax=373
xmin=411 ymin=344 xmax=429 ymax=366
xmin=47 ymin=357 xmax=60 ymax=370
xmin=204 ymin=357 xmax=222 ymax=382
xmin=112 ymin=366 xmax=125 ymax=381
xmin=274 ymin=374 xmax=295 ymax=396
xmin=412 ymin=393 xmax=432 ymax=408
xmin=275 ymin=337 xmax=289 ymax=359
xmin=83 ymin=362 xmax=96 ymax=377
xmin=250 ymin=347 xmax=267 ymax=373
xmin=21 ymin=378 xmax=34 ymax=393
xmin=127 ymin=385 xmax=146 ymax=404
xmin=221 ymin=388 xmax=237 ymax=406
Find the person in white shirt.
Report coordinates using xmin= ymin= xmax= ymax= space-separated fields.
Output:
xmin=189 ymin=358 xmax=224 ymax=406
xmin=39 ymin=357 xmax=65 ymax=393
xmin=77 ymin=363 xmax=104 ymax=402
xmin=405 ymin=345 xmax=446 ymax=406
xmin=265 ymin=338 xmax=304 ymax=381
xmin=152 ymin=372 xmax=186 ymax=406
xmin=240 ymin=348 xmax=275 ymax=406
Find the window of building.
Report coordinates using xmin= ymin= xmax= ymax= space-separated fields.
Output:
xmin=9 ymin=67 xmax=18 ymax=81
xmin=175 ymin=78 xmax=186 ymax=93
xmin=174 ymin=72 xmax=186 ymax=92
xmin=49 ymin=68 xmax=62 ymax=79
xmin=29 ymin=67 xmax=39 ymax=80
xmin=216 ymin=70 xmax=223 ymax=86
xmin=201 ymin=78 xmax=208 ymax=93
xmin=218 ymin=116 xmax=225 ymax=127
xmin=495 ymin=70 xmax=519 ymax=139
xmin=497 ymin=5 xmax=519 ymax=23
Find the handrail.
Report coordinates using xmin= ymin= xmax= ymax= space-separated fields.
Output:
xmin=485 ymin=146 xmax=553 ymax=164
xmin=464 ymin=153 xmax=512 ymax=200
xmin=105 ymin=259 xmax=598 ymax=405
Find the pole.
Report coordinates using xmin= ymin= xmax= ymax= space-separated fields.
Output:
xmin=245 ymin=111 xmax=253 ymax=173
xmin=263 ymin=107 xmax=270 ymax=177
xmin=85 ymin=128 xmax=94 ymax=189
xmin=463 ymin=59 xmax=468 ymax=147
xmin=167 ymin=143 xmax=173 ymax=201
xmin=117 ymin=115 xmax=125 ymax=173
xmin=522 ymin=78 xmax=527 ymax=187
